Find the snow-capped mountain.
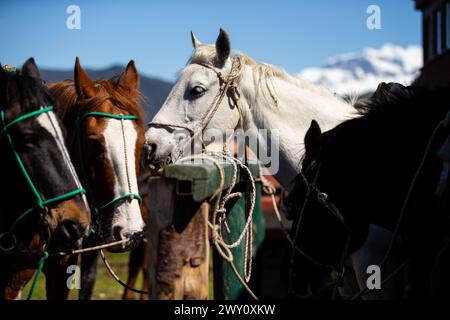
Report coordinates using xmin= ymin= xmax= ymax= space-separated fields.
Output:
xmin=298 ymin=44 xmax=422 ymax=96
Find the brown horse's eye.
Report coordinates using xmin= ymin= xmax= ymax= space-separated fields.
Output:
xmin=86 ymin=136 xmax=104 ymax=155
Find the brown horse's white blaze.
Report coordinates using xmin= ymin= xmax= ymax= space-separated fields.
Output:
xmin=103 ymin=118 xmax=143 ymax=243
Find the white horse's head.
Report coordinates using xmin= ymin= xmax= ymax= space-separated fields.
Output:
xmin=145 ymin=29 xmax=245 ymax=169
xmin=145 ymin=29 xmax=357 ymax=186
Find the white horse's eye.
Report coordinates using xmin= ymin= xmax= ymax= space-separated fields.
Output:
xmin=190 ymin=86 xmax=206 ymax=97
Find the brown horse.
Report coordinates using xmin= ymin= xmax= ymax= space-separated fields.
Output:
xmin=0 ymin=58 xmax=91 ymax=300
xmin=48 ymin=58 xmax=147 ymax=299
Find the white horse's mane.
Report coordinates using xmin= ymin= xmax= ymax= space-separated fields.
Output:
xmin=189 ymin=44 xmax=348 ymax=110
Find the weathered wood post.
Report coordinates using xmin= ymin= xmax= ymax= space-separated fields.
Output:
xmin=147 ymin=177 xmax=209 ymax=299
xmin=147 ymin=159 xmax=265 ymax=299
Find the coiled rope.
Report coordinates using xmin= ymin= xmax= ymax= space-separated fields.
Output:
xmin=177 ymin=152 xmax=258 ymax=300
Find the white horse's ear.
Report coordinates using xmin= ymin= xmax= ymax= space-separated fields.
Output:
xmin=215 ymin=28 xmax=231 ymax=64
xmin=191 ymin=31 xmax=202 ymax=49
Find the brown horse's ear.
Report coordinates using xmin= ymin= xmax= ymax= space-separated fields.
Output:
xmin=215 ymin=28 xmax=231 ymax=65
xmin=74 ymin=57 xmax=96 ymax=99
xmin=120 ymin=60 xmax=139 ymax=91
xmin=304 ymin=120 xmax=322 ymax=160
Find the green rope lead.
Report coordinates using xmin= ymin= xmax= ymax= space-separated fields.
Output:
xmin=1 ymin=106 xmax=87 ymax=235
xmin=98 ymin=193 xmax=142 ymax=211
xmin=70 ymin=112 xmax=138 ymax=150
xmin=0 ymin=107 xmax=54 ymax=138
xmin=1 ymin=109 xmax=47 ymax=209
xmin=78 ymin=112 xmax=138 ymax=122
xmin=0 ymin=105 xmax=87 ymax=300
xmin=26 ymin=251 xmax=49 ymax=300
xmin=8 ymin=188 xmax=86 ymax=234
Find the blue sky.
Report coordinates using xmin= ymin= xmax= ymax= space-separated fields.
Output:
xmin=0 ymin=0 xmax=420 ymax=81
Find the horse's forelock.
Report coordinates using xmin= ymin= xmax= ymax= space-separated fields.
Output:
xmin=189 ymin=44 xmax=219 ymax=66
xmin=5 ymin=74 xmax=53 ymax=114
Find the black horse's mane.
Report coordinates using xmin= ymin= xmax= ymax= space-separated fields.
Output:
xmin=354 ymin=82 xmax=449 ymax=122
xmin=354 ymin=82 xmax=418 ymax=115
xmin=318 ymin=83 xmax=450 ymax=161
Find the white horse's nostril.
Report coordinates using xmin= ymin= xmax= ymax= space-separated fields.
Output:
xmin=145 ymin=142 xmax=157 ymax=162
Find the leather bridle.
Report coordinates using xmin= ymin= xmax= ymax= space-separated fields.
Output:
xmin=289 ymin=164 xmax=353 ymax=295
xmin=147 ymin=56 xmax=243 ymax=160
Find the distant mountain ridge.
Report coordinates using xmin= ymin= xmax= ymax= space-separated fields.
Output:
xmin=41 ymin=66 xmax=173 ymax=121
xmin=41 ymin=44 xmax=422 ymax=119
xmin=297 ymin=44 xmax=423 ymax=96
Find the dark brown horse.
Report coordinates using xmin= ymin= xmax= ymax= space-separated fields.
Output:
xmin=0 ymin=58 xmax=91 ymax=300
xmin=48 ymin=58 xmax=147 ymax=299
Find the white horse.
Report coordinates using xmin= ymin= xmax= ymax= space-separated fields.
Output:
xmin=145 ymin=29 xmax=400 ymax=299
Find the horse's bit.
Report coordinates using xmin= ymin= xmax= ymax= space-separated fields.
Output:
xmin=0 ymin=106 xmax=86 ymax=252
xmin=72 ymin=109 xmax=142 ymax=233
xmin=147 ymin=56 xmax=243 ymax=159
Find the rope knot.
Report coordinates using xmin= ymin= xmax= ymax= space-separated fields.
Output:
xmin=216 ymin=207 xmax=227 ymax=214
xmin=227 ymin=81 xmax=241 ymax=108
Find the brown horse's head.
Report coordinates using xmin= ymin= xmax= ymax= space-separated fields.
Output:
xmin=0 ymin=58 xmax=91 ymax=253
xmin=49 ymin=58 xmax=146 ymax=252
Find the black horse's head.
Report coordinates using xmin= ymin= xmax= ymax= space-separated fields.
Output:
xmin=0 ymin=58 xmax=91 ymax=252
xmin=285 ymin=120 xmax=362 ymax=298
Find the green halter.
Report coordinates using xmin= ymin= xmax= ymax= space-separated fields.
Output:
xmin=0 ymin=106 xmax=86 ymax=248
xmin=0 ymin=105 xmax=87 ymax=300
xmin=73 ymin=111 xmax=142 ymax=226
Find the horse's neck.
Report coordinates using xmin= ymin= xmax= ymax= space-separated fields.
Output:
xmin=240 ymin=66 xmax=357 ymax=187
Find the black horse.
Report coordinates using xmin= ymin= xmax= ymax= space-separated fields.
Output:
xmin=286 ymin=83 xmax=450 ymax=299
xmin=0 ymin=59 xmax=90 ymax=299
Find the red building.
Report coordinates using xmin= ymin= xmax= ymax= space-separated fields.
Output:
xmin=415 ymin=0 xmax=450 ymax=87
